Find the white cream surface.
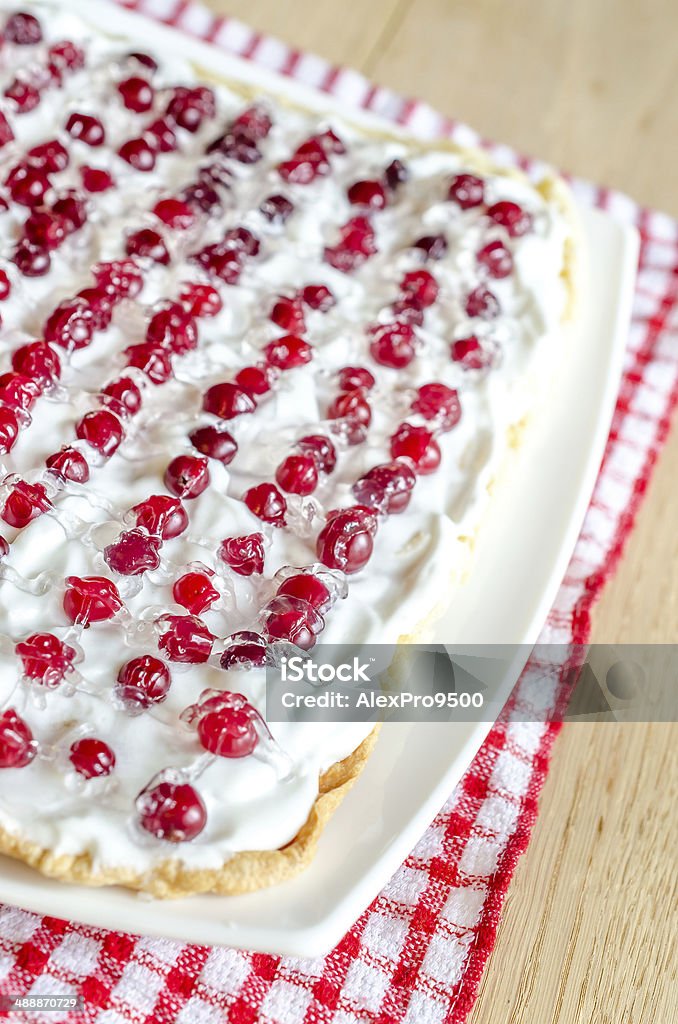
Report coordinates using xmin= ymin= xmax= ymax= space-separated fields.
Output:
xmin=0 ymin=3 xmax=572 ymax=874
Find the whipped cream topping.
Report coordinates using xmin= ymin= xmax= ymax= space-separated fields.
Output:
xmin=0 ymin=2 xmax=572 ymax=875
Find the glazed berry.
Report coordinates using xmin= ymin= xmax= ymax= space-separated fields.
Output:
xmin=195 ymin=696 xmax=259 ymax=758
xmin=392 ymin=297 xmax=425 ymax=325
xmin=48 ymin=40 xmax=85 ymax=73
xmin=277 ymin=573 xmax=331 ymax=612
xmin=352 ymin=460 xmax=417 ymax=514
xmin=135 ymin=778 xmax=204 ymax=843
xmin=179 ymin=282 xmax=222 ymax=318
xmin=153 ymin=197 xmax=194 ymax=229
xmin=189 ymin=424 xmax=237 ymax=465
xmin=27 ymin=139 xmax=69 ymax=173
xmin=101 ymin=377 xmax=142 ymax=419
xmin=450 ymin=335 xmax=491 ymax=369
xmin=324 ymin=216 xmax=376 ymax=272
xmin=25 ymin=209 xmax=66 ymax=251
xmin=118 ymin=138 xmax=156 ymax=171
xmin=384 ymin=159 xmax=408 ymax=190
xmin=412 ymin=383 xmax=461 ymax=431
xmin=147 ymin=303 xmax=197 ymax=355
xmin=477 ymin=239 xmax=513 ymax=278
xmin=137 ymin=779 xmax=207 ymax=842
xmin=262 ymin=595 xmax=324 ymax=650
xmin=278 ymin=136 xmax=329 ymax=184
xmin=0 ymin=407 xmax=19 ymax=454
xmin=0 ymin=709 xmax=36 ymax=769
xmin=219 ymin=533 xmax=265 ymax=576
xmin=2 ymin=481 xmax=50 ymax=528
xmin=400 ymin=269 xmax=438 ymax=307
xmin=413 ymin=234 xmax=448 ymax=260
xmin=6 ymin=163 xmax=50 ymax=207
xmin=347 ymin=179 xmax=386 ymax=209
xmin=262 ymin=335 xmax=312 ymax=370
xmin=63 ymin=576 xmax=123 ymax=625
xmin=118 ymin=76 xmax=154 ymax=113
xmin=4 ymin=80 xmax=40 ymax=114
xmin=66 ymin=112 xmax=105 ymax=146
xmin=12 ymin=341 xmax=61 ymax=386
xmin=46 ymin=447 xmax=90 ymax=484
xmin=327 ymin=390 xmax=372 ymax=445
xmin=166 ymin=85 xmax=216 ymax=132
xmin=158 ymin=614 xmax=215 ymax=663
xmin=225 ymin=226 xmax=260 ymax=255
xmin=104 ymin=529 xmax=162 ymax=576
xmin=486 ymin=200 xmax=533 ymax=237
xmin=5 ymin=12 xmax=43 ymax=45
xmin=44 ymin=298 xmax=94 ymax=350
xmin=69 ymin=738 xmax=115 ymax=779
xmin=369 ymin=322 xmax=417 ymax=369
xmin=117 ymin=655 xmax=171 ymax=709
xmin=448 ymin=173 xmax=485 ymax=209
xmin=260 ymin=194 xmax=294 ymax=223
xmin=234 ymin=365 xmax=274 ymax=397
xmin=172 ymin=572 xmax=219 ymax=615
xmin=297 ymin=434 xmax=337 ymax=474
xmin=220 ymin=631 xmax=268 ymax=670
xmin=270 ymin=295 xmax=305 ymax=333
xmin=232 ymin=105 xmax=272 ymax=140
xmin=164 ymin=455 xmax=210 ymax=499
xmin=145 ymin=117 xmax=177 ymax=153
xmin=76 ymin=287 xmax=114 ymax=331
xmin=76 ymin=410 xmax=124 ymax=458
xmin=276 ymin=453 xmax=318 ymax=495
xmin=132 ymin=495 xmax=188 ymax=539
xmin=202 ymin=382 xmax=256 ymax=420
xmin=125 ymin=228 xmax=169 ymax=265
xmin=0 ymin=372 xmax=40 ymax=411
xmin=318 ymin=127 xmax=345 ymax=153
xmin=124 ymin=344 xmax=172 ymax=385
xmin=182 ymin=181 xmax=221 ymax=215
xmin=242 ymin=483 xmax=287 ymax=526
xmin=13 ymin=240 xmax=50 ymax=277
xmin=337 ymin=366 xmax=375 ymax=393
xmin=16 ymin=633 xmax=76 ymax=688
xmin=0 ymin=112 xmax=14 ymax=149
xmin=51 ymin=194 xmax=86 ymax=233
xmin=94 ymin=259 xmax=143 ymax=300
xmin=316 ymin=507 xmax=378 ymax=575
xmin=465 ymin=285 xmax=500 ymax=319
xmin=301 ymin=284 xmax=335 ymax=311
xmin=390 ymin=423 xmax=441 ymax=474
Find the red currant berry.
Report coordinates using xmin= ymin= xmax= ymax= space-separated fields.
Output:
xmin=390 ymin=423 xmax=441 ymax=474
xmin=164 ymin=455 xmax=210 ymax=499
xmin=63 ymin=576 xmax=123 ymax=625
xmin=69 ymin=738 xmax=115 ymax=779
xmin=117 ymin=655 xmax=171 ymax=709
xmin=219 ymin=533 xmax=265 ymax=576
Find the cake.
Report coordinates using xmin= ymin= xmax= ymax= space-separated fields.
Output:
xmin=0 ymin=2 xmax=578 ymax=897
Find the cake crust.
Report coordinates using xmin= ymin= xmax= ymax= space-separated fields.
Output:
xmin=0 ymin=728 xmax=380 ymax=898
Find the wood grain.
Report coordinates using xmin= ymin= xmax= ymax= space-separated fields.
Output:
xmin=204 ymin=1 xmax=677 ymax=1019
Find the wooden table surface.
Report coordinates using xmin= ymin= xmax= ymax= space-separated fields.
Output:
xmin=202 ymin=2 xmax=678 ymax=1019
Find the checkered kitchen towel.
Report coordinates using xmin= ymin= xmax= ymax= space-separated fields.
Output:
xmin=1 ymin=1 xmax=677 ymax=1021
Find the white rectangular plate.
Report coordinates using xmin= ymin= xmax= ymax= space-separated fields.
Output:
xmin=0 ymin=0 xmax=639 ymax=957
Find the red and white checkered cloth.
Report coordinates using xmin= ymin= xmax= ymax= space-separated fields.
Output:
xmin=1 ymin=1 xmax=677 ymax=1021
